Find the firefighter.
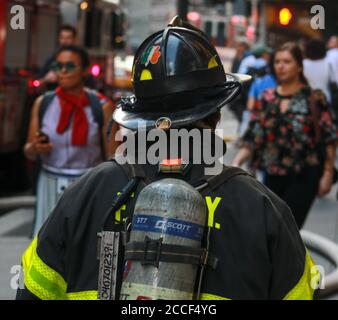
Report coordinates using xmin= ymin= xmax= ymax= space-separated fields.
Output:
xmin=17 ymin=17 xmax=319 ymax=300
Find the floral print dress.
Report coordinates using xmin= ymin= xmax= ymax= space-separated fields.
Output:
xmin=242 ymin=86 xmax=338 ymax=176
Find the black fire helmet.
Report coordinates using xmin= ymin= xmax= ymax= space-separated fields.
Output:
xmin=113 ymin=16 xmax=251 ymax=131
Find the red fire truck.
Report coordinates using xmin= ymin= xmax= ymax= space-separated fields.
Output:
xmin=0 ymin=0 xmax=61 ymax=194
xmin=0 ymin=0 xmax=129 ymax=194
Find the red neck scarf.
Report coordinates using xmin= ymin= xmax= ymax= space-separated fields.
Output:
xmin=55 ymin=87 xmax=90 ymax=146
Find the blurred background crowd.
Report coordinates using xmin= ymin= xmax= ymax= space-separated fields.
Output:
xmin=0 ymin=0 xmax=338 ymax=300
xmin=0 ymin=0 xmax=338 ymax=232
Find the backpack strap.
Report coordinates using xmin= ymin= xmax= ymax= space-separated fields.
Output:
xmin=85 ymin=89 xmax=107 ymax=160
xmin=111 ymin=155 xmax=149 ymax=182
xmin=39 ymin=89 xmax=106 ymax=159
xmin=194 ymin=166 xmax=252 ymax=298
xmin=124 ymin=237 xmax=218 ymax=269
xmin=85 ymin=88 xmax=104 ymax=130
xmin=83 ymin=89 xmax=107 ymax=160
xmin=101 ymin=157 xmax=150 ymax=232
xmin=196 ymin=166 xmax=253 ymax=195
xmin=38 ymin=89 xmax=104 ymax=130
xmin=38 ymin=91 xmax=56 ymax=128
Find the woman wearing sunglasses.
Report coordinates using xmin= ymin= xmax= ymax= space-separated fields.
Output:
xmin=24 ymin=45 xmax=117 ymax=236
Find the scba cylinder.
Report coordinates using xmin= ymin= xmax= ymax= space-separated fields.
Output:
xmin=120 ymin=178 xmax=206 ymax=300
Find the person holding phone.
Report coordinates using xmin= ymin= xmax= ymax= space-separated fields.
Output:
xmin=24 ymin=45 xmax=118 ymax=236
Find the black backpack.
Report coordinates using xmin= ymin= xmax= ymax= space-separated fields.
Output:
xmin=38 ymin=88 xmax=104 ymax=130
xmin=39 ymin=88 xmax=105 ymax=156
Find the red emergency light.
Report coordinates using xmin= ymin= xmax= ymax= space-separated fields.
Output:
xmin=28 ymin=79 xmax=40 ymax=88
xmin=91 ymin=64 xmax=100 ymax=77
xmin=33 ymin=80 xmax=41 ymax=87
xmin=17 ymin=69 xmax=30 ymax=77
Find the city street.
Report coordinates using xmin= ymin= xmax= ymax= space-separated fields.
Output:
xmin=1 ymin=0 xmax=338 ymax=302
xmin=0 ymin=106 xmax=337 ymax=300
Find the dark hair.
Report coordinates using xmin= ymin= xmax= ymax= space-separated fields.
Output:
xmin=201 ymin=111 xmax=221 ymax=130
xmin=267 ymin=49 xmax=276 ymax=78
xmin=237 ymin=41 xmax=249 ymax=50
xmin=305 ymin=39 xmax=326 ymax=60
xmin=59 ymin=24 xmax=77 ymax=37
xmin=56 ymin=45 xmax=90 ymax=69
xmin=273 ymin=42 xmax=308 ymax=85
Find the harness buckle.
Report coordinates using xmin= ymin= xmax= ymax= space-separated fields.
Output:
xmin=142 ymin=236 xmax=163 ymax=268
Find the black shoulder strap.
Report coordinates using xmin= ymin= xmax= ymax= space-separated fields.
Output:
xmin=38 ymin=91 xmax=56 ymax=127
xmin=85 ymin=89 xmax=106 ymax=159
xmin=85 ymin=89 xmax=104 ymax=130
xmin=111 ymin=155 xmax=148 ymax=181
xmin=39 ymin=89 xmax=106 ymax=158
xmin=198 ymin=166 xmax=252 ymax=194
xmin=101 ymin=158 xmax=151 ymax=231
xmin=39 ymin=89 xmax=104 ymax=129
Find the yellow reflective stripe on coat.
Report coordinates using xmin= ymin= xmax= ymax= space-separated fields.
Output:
xmin=67 ymin=291 xmax=98 ymax=300
xmin=22 ymin=237 xmax=67 ymax=299
xmin=283 ymin=251 xmax=319 ymax=300
xmin=200 ymin=293 xmax=230 ymax=300
xmin=22 ymin=236 xmax=98 ymax=300
xmin=201 ymin=251 xmax=317 ymax=300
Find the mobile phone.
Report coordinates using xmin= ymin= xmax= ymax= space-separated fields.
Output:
xmin=39 ymin=131 xmax=50 ymax=143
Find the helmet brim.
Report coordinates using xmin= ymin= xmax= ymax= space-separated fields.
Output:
xmin=113 ymin=73 xmax=250 ymax=131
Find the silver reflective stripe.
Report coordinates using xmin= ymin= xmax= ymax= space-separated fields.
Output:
xmin=97 ymin=231 xmax=120 ymax=300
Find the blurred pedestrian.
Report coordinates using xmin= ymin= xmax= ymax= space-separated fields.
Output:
xmin=327 ymin=35 xmax=338 ymax=84
xmin=326 ymin=35 xmax=338 ymax=122
xmin=303 ymin=39 xmax=333 ymax=103
xmin=39 ymin=25 xmax=77 ymax=91
xmin=24 ymin=45 xmax=115 ymax=235
xmin=237 ymin=44 xmax=271 ymax=75
xmin=239 ymin=50 xmax=277 ymax=138
xmin=327 ymin=35 xmax=338 ymax=83
xmin=231 ymin=39 xmax=250 ymax=73
xmin=229 ymin=44 xmax=272 ymax=123
xmin=232 ymin=42 xmax=338 ymax=229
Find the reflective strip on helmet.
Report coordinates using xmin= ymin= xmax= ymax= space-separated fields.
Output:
xmin=208 ymin=56 xmax=219 ymax=69
xmin=140 ymin=69 xmax=153 ymax=80
xmin=283 ymin=250 xmax=319 ymax=300
xmin=200 ymin=293 xmax=230 ymax=300
xmin=22 ymin=237 xmax=99 ymax=300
